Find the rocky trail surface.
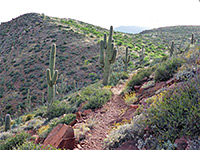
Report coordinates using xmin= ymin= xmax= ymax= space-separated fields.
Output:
xmin=74 ymin=79 xmax=138 ymax=150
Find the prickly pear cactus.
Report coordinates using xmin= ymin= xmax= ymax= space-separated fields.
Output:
xmin=100 ymin=26 xmax=117 ymax=85
xmin=123 ymin=47 xmax=130 ymax=72
xmin=46 ymin=43 xmax=58 ymax=109
xmin=5 ymin=114 xmax=11 ymax=131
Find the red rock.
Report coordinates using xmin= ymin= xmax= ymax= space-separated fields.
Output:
xmin=116 ymin=140 xmax=139 ymax=150
xmin=75 ymin=112 xmax=82 ymax=120
xmin=174 ymin=137 xmax=188 ymax=150
xmin=142 ymin=77 xmax=148 ymax=82
xmin=130 ymin=104 xmax=139 ymax=109
xmin=134 ymin=85 xmax=141 ymax=91
xmin=43 ymin=124 xmax=75 ymax=150
xmin=166 ymin=78 xmax=176 ymax=86
xmin=82 ymin=109 xmax=92 ymax=116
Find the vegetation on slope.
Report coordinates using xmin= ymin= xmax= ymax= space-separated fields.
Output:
xmin=0 ymin=13 xmax=200 ymax=149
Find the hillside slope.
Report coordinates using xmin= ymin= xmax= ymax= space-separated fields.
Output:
xmin=1 ymin=13 xmax=200 ymax=116
xmin=0 ymin=13 xmax=103 ymax=114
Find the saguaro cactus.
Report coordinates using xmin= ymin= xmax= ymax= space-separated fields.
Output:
xmin=26 ymin=89 xmax=32 ymax=112
xmin=191 ymin=34 xmax=195 ymax=45
xmin=5 ymin=114 xmax=11 ymax=131
xmin=123 ymin=47 xmax=130 ymax=72
xmin=59 ymin=74 xmax=66 ymax=100
xmin=140 ymin=45 xmax=145 ymax=65
xmin=169 ymin=42 xmax=174 ymax=57
xmin=100 ymin=26 xmax=117 ymax=85
xmin=46 ymin=43 xmax=58 ymax=109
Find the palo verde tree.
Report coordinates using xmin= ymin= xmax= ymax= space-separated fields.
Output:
xmin=100 ymin=26 xmax=117 ymax=85
xmin=46 ymin=43 xmax=58 ymax=109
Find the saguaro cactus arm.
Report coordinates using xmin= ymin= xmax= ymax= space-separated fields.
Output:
xmin=100 ymin=41 xmax=105 ymax=67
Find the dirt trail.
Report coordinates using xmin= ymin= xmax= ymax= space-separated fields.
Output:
xmin=80 ymin=83 xmax=129 ymax=150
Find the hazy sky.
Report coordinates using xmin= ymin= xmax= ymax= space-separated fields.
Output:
xmin=1 ymin=0 xmax=200 ymax=29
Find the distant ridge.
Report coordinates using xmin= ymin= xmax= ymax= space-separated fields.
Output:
xmin=114 ymin=26 xmax=149 ymax=34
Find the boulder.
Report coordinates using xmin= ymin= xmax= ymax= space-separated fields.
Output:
xmin=43 ymin=124 xmax=75 ymax=150
xmin=174 ymin=137 xmax=188 ymax=150
xmin=116 ymin=140 xmax=139 ymax=150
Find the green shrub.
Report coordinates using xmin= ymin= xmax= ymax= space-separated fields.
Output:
xmin=13 ymin=141 xmax=60 ymax=150
xmin=127 ymin=67 xmax=155 ymax=91
xmin=104 ymin=114 xmax=146 ymax=149
xmin=45 ymin=100 xmax=72 ymax=120
xmin=155 ymin=57 xmax=183 ymax=81
xmin=69 ymin=83 xmax=112 ymax=110
xmin=145 ymin=75 xmax=200 ymax=142
xmin=109 ymin=72 xmax=129 ymax=86
xmin=51 ymin=113 xmax=76 ymax=128
xmin=0 ymin=131 xmax=30 ymax=150
xmin=83 ymin=88 xmax=112 ymax=110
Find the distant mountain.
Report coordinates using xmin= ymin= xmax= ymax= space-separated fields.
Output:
xmin=114 ymin=26 xmax=149 ymax=34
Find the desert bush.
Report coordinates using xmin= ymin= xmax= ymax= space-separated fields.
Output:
xmin=24 ymin=118 xmax=44 ymax=130
xmin=45 ymin=100 xmax=72 ymax=120
xmin=127 ymin=67 xmax=155 ymax=91
xmin=68 ymin=82 xmax=112 ymax=110
xmin=175 ymin=70 xmax=195 ymax=81
xmin=54 ymin=113 xmax=76 ymax=126
xmin=38 ymin=125 xmax=50 ymax=138
xmin=145 ymin=75 xmax=200 ymax=142
xmin=13 ymin=141 xmax=60 ymax=150
xmin=103 ymin=114 xmax=146 ymax=149
xmin=83 ymin=88 xmax=112 ymax=110
xmin=0 ymin=131 xmax=14 ymax=141
xmin=0 ymin=131 xmax=30 ymax=150
xmin=123 ymin=91 xmax=137 ymax=105
xmin=109 ymin=72 xmax=129 ymax=86
xmin=155 ymin=57 xmax=183 ymax=81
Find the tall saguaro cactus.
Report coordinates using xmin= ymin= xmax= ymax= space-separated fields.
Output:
xmin=26 ymin=89 xmax=32 ymax=112
xmin=123 ymin=47 xmax=130 ymax=72
xmin=140 ymin=45 xmax=145 ymax=65
xmin=169 ymin=42 xmax=174 ymax=57
xmin=5 ymin=114 xmax=11 ymax=131
xmin=100 ymin=26 xmax=117 ymax=85
xmin=46 ymin=43 xmax=58 ymax=109
xmin=191 ymin=34 xmax=195 ymax=45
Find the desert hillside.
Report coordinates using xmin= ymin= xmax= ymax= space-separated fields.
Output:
xmin=0 ymin=13 xmax=199 ymax=150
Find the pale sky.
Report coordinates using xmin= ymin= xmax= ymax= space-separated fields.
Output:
xmin=1 ymin=0 xmax=200 ymax=29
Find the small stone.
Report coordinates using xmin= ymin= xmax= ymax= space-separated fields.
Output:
xmin=130 ymin=104 xmax=139 ymax=109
